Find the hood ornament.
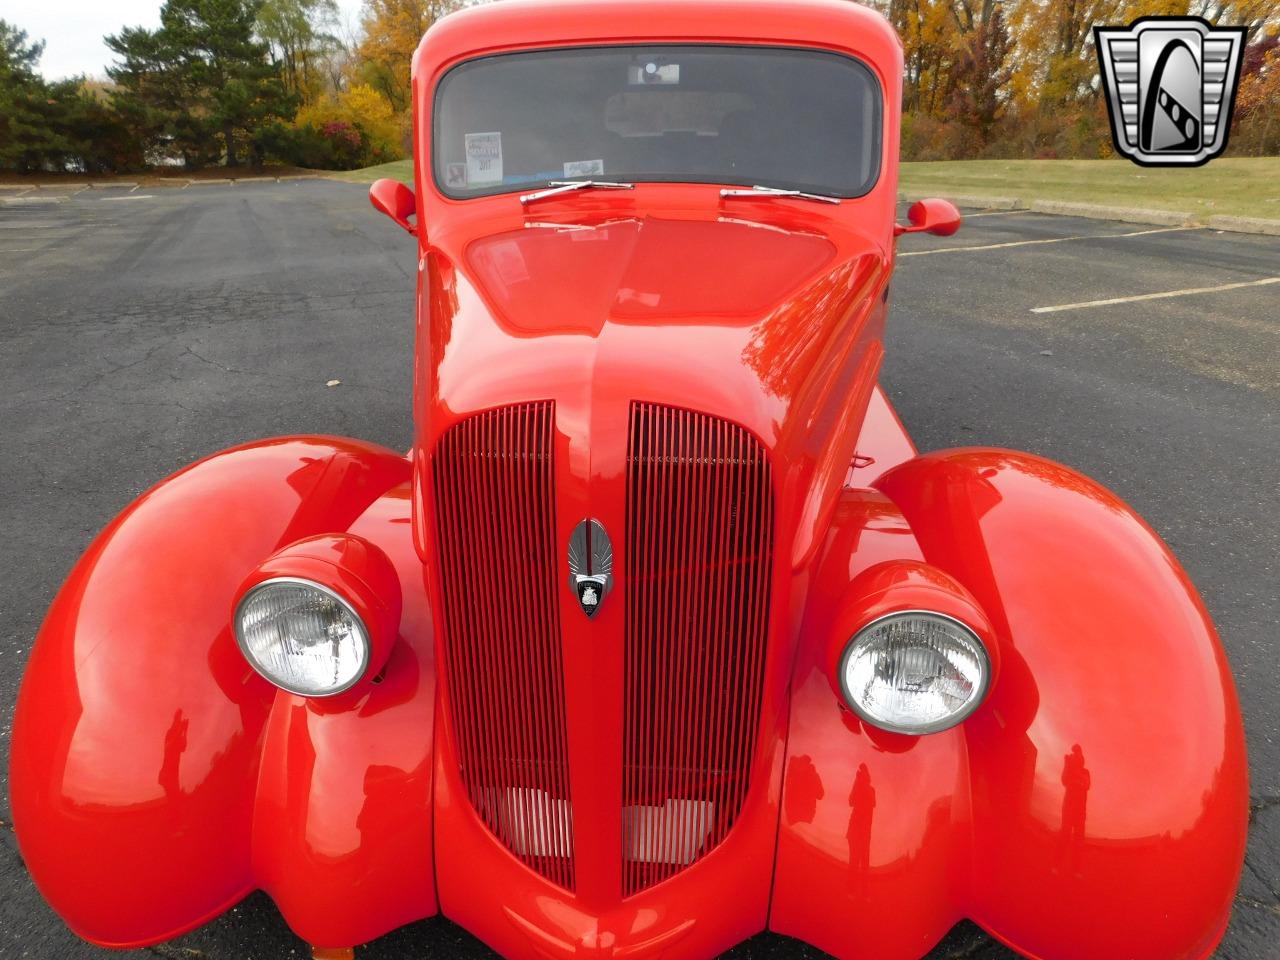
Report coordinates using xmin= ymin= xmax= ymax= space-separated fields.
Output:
xmin=568 ymin=519 xmax=613 ymax=618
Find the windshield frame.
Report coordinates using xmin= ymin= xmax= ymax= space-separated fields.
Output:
xmin=430 ymin=42 xmax=885 ymax=202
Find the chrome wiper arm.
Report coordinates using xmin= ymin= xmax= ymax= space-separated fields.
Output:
xmin=519 ymin=180 xmax=635 ymax=204
xmin=720 ymin=184 xmax=842 ymax=205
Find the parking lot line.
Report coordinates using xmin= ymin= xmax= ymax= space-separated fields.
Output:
xmin=1031 ymin=276 xmax=1280 ymax=314
xmin=898 ymin=225 xmax=1196 ymax=257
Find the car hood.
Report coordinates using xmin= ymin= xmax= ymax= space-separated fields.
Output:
xmin=426 ymin=209 xmax=890 ymax=448
xmin=417 ymin=205 xmax=892 ymax=569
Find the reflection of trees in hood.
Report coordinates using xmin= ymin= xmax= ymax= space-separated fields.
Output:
xmin=740 ymin=259 xmax=862 ymax=401
xmin=107 ymin=0 xmax=294 ymax=169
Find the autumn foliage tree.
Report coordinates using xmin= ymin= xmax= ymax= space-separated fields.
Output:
xmin=875 ymin=0 xmax=1280 ymax=160
xmin=1236 ymin=35 xmax=1280 ymax=152
xmin=949 ymin=1 xmax=1015 ymax=145
xmin=257 ymin=0 xmax=341 ymax=99
xmin=356 ymin=0 xmax=461 ymax=113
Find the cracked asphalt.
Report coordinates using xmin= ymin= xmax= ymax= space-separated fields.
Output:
xmin=0 ymin=181 xmax=1277 ymax=959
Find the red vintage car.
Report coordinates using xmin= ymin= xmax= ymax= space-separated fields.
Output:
xmin=10 ymin=1 xmax=1248 ymax=958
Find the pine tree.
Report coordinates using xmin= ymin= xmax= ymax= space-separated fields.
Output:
xmin=0 ymin=21 xmax=53 ymax=170
xmin=107 ymin=0 xmax=293 ymax=168
xmin=1 ymin=20 xmax=134 ymax=173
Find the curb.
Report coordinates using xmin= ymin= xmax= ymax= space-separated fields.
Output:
xmin=1207 ymin=215 xmax=1280 ymax=237
xmin=901 ymin=192 xmax=1024 ymax=210
xmin=900 ymin=192 xmax=1280 ymax=236
xmin=1028 ymin=199 xmax=1193 ymax=226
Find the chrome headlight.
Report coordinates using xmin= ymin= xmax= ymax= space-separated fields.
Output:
xmin=838 ymin=611 xmax=991 ymax=734
xmin=234 ymin=577 xmax=370 ymax=696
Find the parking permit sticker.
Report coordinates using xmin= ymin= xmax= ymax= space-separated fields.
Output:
xmin=445 ymin=163 xmax=468 ymax=189
xmin=465 ymin=132 xmax=503 ymax=186
xmin=563 ymin=159 xmax=605 ymax=178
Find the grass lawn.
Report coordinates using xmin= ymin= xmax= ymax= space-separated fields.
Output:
xmin=331 ymin=159 xmax=413 ymax=184
xmin=900 ymin=157 xmax=1280 ymax=222
xmin=335 ymin=156 xmax=1280 ymax=223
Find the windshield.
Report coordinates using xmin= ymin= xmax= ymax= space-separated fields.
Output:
xmin=433 ymin=45 xmax=882 ymax=200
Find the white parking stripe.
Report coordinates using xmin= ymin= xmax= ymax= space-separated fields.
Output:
xmin=960 ymin=210 xmax=1024 ymax=218
xmin=899 ymin=225 xmax=1195 ymax=257
xmin=1031 ymin=277 xmax=1280 ymax=314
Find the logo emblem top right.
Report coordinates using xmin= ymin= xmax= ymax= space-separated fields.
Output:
xmin=1094 ymin=17 xmax=1247 ymax=167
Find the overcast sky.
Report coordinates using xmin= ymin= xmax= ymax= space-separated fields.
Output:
xmin=7 ymin=0 xmax=368 ymax=81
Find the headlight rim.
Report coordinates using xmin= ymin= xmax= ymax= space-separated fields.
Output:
xmin=837 ymin=607 xmax=992 ymax=736
xmin=234 ymin=574 xmax=372 ymax=698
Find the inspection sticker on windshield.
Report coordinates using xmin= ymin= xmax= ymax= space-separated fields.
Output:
xmin=563 ymin=159 xmax=605 ymax=178
xmin=465 ymin=132 xmax=503 ymax=186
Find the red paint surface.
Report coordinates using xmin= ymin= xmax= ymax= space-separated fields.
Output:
xmin=11 ymin=1 xmax=1246 ymax=958
xmin=771 ymin=455 xmax=1248 ymax=960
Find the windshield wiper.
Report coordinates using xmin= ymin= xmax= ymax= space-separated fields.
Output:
xmin=520 ymin=180 xmax=635 ymax=205
xmin=720 ymin=185 xmax=841 ymax=205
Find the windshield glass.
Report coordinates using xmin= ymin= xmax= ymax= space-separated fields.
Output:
xmin=433 ymin=45 xmax=882 ymax=199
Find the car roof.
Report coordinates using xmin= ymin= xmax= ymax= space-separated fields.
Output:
xmin=413 ymin=0 xmax=901 ymax=83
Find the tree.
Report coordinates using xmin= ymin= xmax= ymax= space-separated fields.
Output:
xmin=107 ymin=24 xmax=212 ymax=166
xmin=1 ymin=20 xmax=139 ymax=172
xmin=949 ymin=1 xmax=1015 ymax=146
xmin=0 ymin=20 xmax=52 ymax=169
xmin=876 ymin=0 xmax=964 ymax=116
xmin=1235 ymin=36 xmax=1280 ymax=153
xmin=107 ymin=0 xmax=294 ymax=168
xmin=257 ymin=0 xmax=341 ymax=99
xmin=356 ymin=0 xmax=459 ymax=114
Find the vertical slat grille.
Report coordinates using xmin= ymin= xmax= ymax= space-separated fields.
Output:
xmin=622 ymin=402 xmax=775 ymax=895
xmin=433 ymin=401 xmax=575 ymax=890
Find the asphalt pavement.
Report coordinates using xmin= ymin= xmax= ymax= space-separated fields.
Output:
xmin=0 ymin=180 xmax=1276 ymax=959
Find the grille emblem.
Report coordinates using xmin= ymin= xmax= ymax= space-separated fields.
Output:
xmin=568 ymin=518 xmax=612 ymax=618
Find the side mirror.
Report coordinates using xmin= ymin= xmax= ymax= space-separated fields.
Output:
xmin=369 ymin=178 xmax=417 ymax=236
xmin=894 ymin=198 xmax=962 ymax=237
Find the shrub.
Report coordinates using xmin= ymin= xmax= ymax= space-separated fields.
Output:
xmin=282 ymin=83 xmax=405 ymax=169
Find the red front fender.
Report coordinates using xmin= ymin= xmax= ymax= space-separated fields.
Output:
xmin=9 ymin=437 xmax=437 ymax=950
xmin=771 ymin=449 xmax=1248 ymax=960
